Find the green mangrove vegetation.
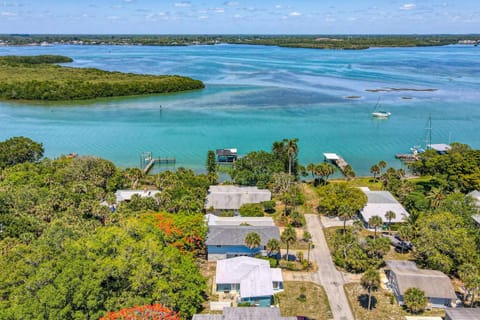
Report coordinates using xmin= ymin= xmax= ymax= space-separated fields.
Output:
xmin=1 ymin=34 xmax=478 ymax=49
xmin=0 ymin=55 xmax=204 ymax=101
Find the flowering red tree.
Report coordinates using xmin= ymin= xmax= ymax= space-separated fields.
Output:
xmin=100 ymin=304 xmax=181 ymax=320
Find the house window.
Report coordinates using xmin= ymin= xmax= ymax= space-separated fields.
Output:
xmin=216 ymin=245 xmax=221 ymax=248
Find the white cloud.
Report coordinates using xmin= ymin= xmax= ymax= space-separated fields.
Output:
xmin=175 ymin=1 xmax=191 ymax=7
xmin=224 ymin=1 xmax=239 ymax=6
xmin=275 ymin=5 xmax=282 ymax=9
xmin=123 ymin=0 xmax=135 ymax=2
xmin=198 ymin=15 xmax=208 ymax=19
xmin=233 ymin=14 xmax=242 ymax=19
xmin=400 ymin=3 xmax=416 ymax=10
xmin=106 ymin=15 xmax=120 ymax=20
xmin=289 ymin=11 xmax=301 ymax=16
xmin=1 ymin=11 xmax=16 ymax=16
xmin=213 ymin=8 xmax=224 ymax=13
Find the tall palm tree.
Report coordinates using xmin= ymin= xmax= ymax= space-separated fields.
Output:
xmin=245 ymin=232 xmax=261 ymax=257
xmin=385 ymin=210 xmax=396 ymax=232
xmin=361 ymin=268 xmax=380 ymax=311
xmin=338 ymin=204 xmax=356 ymax=234
xmin=378 ymin=160 xmax=387 ymax=175
xmin=266 ymin=238 xmax=281 ymax=264
xmin=285 ymin=138 xmax=299 ymax=176
xmin=306 ymin=163 xmax=316 ymax=180
xmin=370 ymin=164 xmax=380 ymax=182
xmin=427 ymin=187 xmax=446 ymax=209
xmin=368 ymin=215 xmax=383 ymax=239
xmin=281 ymin=225 xmax=297 ymax=261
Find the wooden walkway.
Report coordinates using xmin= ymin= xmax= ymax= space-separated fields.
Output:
xmin=142 ymin=157 xmax=176 ymax=174
xmin=323 ymin=153 xmax=350 ymax=175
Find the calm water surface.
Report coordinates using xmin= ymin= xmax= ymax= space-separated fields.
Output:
xmin=0 ymin=44 xmax=479 ymax=175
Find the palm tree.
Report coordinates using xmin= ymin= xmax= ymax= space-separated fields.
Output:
xmin=245 ymin=232 xmax=261 ymax=257
xmin=306 ymin=163 xmax=316 ymax=180
xmin=316 ymin=162 xmax=335 ymax=185
xmin=397 ymin=225 xmax=414 ymax=253
xmin=285 ymin=138 xmax=299 ymax=176
xmin=368 ymin=215 xmax=383 ymax=239
xmin=404 ymin=287 xmax=427 ymax=314
xmin=281 ymin=225 xmax=297 ymax=261
xmin=378 ymin=160 xmax=387 ymax=175
xmin=385 ymin=210 xmax=396 ymax=232
xmin=338 ymin=204 xmax=356 ymax=234
xmin=427 ymin=187 xmax=446 ymax=209
xmin=343 ymin=165 xmax=355 ymax=180
xmin=361 ymin=268 xmax=380 ymax=311
xmin=266 ymin=238 xmax=281 ymax=264
xmin=370 ymin=164 xmax=380 ymax=182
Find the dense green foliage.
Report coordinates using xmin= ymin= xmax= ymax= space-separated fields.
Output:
xmin=239 ymin=203 xmax=264 ymax=217
xmin=0 ymin=55 xmax=204 ymax=101
xmin=0 ymin=136 xmax=44 ymax=168
xmin=0 ymin=54 xmax=73 ymax=64
xmin=0 ymin=137 xmax=209 ymax=319
xmin=231 ymin=151 xmax=284 ymax=188
xmin=409 ymin=143 xmax=480 ymax=192
xmin=403 ymin=288 xmax=427 ymax=314
xmin=1 ymin=34 xmax=477 ymax=49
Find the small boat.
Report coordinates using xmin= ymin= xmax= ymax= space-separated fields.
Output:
xmin=372 ymin=110 xmax=391 ymax=118
xmin=371 ymin=98 xmax=391 ymax=118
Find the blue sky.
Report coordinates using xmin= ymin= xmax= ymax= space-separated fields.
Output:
xmin=0 ymin=0 xmax=479 ymax=34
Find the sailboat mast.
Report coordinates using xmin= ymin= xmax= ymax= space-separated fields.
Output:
xmin=425 ymin=114 xmax=432 ymax=150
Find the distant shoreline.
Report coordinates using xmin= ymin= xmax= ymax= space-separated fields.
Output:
xmin=1 ymin=34 xmax=479 ymax=50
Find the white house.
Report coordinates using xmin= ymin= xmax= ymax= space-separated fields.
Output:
xmin=114 ymin=189 xmax=160 ymax=204
xmin=205 ymin=185 xmax=271 ymax=211
xmin=360 ymin=188 xmax=409 ymax=224
xmin=215 ymin=256 xmax=283 ymax=307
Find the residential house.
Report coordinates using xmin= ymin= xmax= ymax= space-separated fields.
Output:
xmin=114 ymin=189 xmax=160 ymax=203
xmin=206 ymin=225 xmax=280 ymax=261
xmin=445 ymin=308 xmax=480 ymax=320
xmin=360 ymin=188 xmax=409 ymax=226
xmin=206 ymin=214 xmax=275 ymax=227
xmin=192 ymin=307 xmax=296 ymax=320
xmin=205 ymin=185 xmax=271 ymax=211
xmin=467 ymin=190 xmax=480 ymax=225
xmin=386 ymin=260 xmax=456 ymax=308
xmin=214 ymin=257 xmax=284 ymax=307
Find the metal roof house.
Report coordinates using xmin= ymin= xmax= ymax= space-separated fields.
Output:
xmin=206 ymin=225 xmax=280 ymax=261
xmin=215 ymin=256 xmax=284 ymax=307
xmin=206 ymin=214 xmax=275 ymax=227
xmin=216 ymin=148 xmax=238 ymax=163
xmin=386 ymin=260 xmax=456 ymax=308
xmin=114 ymin=189 xmax=160 ymax=204
xmin=205 ymin=185 xmax=272 ymax=211
xmin=360 ymin=188 xmax=409 ymax=224
xmin=192 ymin=307 xmax=296 ymax=320
xmin=445 ymin=308 xmax=480 ymax=320
xmin=427 ymin=143 xmax=451 ymax=154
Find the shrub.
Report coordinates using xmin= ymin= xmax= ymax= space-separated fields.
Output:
xmin=262 ymin=200 xmax=276 ymax=213
xmin=239 ymin=203 xmax=264 ymax=217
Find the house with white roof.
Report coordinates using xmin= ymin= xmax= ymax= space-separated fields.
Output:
xmin=114 ymin=189 xmax=160 ymax=204
xmin=205 ymin=185 xmax=271 ymax=211
xmin=205 ymin=214 xmax=275 ymax=227
xmin=360 ymin=188 xmax=409 ymax=225
xmin=215 ymin=256 xmax=284 ymax=307
xmin=192 ymin=307 xmax=296 ymax=320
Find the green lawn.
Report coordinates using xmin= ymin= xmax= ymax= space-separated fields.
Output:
xmin=277 ymin=281 xmax=332 ymax=320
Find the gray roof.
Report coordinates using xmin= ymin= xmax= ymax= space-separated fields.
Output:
xmin=205 ymin=185 xmax=271 ymax=210
xmin=387 ymin=260 xmax=456 ymax=300
xmin=361 ymin=190 xmax=409 ymax=223
xmin=192 ymin=315 xmax=223 ymax=320
xmin=206 ymin=226 xmax=280 ymax=246
xmin=467 ymin=190 xmax=480 ymax=208
xmin=428 ymin=143 xmax=451 ymax=153
xmin=206 ymin=214 xmax=275 ymax=227
xmin=445 ymin=308 xmax=480 ymax=320
xmin=193 ymin=308 xmax=296 ymax=320
xmin=473 ymin=214 xmax=480 ymax=224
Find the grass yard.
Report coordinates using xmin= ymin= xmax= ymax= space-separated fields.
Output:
xmin=277 ymin=281 xmax=332 ymax=320
xmin=345 ymin=283 xmax=445 ymax=320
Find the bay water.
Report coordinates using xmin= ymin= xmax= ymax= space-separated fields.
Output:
xmin=0 ymin=44 xmax=479 ymax=175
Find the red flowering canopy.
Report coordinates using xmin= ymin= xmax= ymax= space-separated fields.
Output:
xmin=100 ymin=304 xmax=181 ymax=320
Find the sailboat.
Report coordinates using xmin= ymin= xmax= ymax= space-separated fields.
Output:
xmin=371 ymin=99 xmax=391 ymax=118
xmin=410 ymin=115 xmax=432 ymax=155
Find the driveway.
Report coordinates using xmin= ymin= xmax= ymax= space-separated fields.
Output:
xmin=305 ymin=214 xmax=354 ymax=320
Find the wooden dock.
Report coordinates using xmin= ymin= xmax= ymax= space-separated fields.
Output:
xmin=140 ymin=152 xmax=176 ymax=174
xmin=395 ymin=153 xmax=418 ymax=163
xmin=323 ymin=153 xmax=349 ymax=175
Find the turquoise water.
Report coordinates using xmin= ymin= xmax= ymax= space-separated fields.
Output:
xmin=0 ymin=44 xmax=479 ymax=175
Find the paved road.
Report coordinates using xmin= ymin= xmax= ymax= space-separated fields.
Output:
xmin=305 ymin=214 xmax=354 ymax=320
